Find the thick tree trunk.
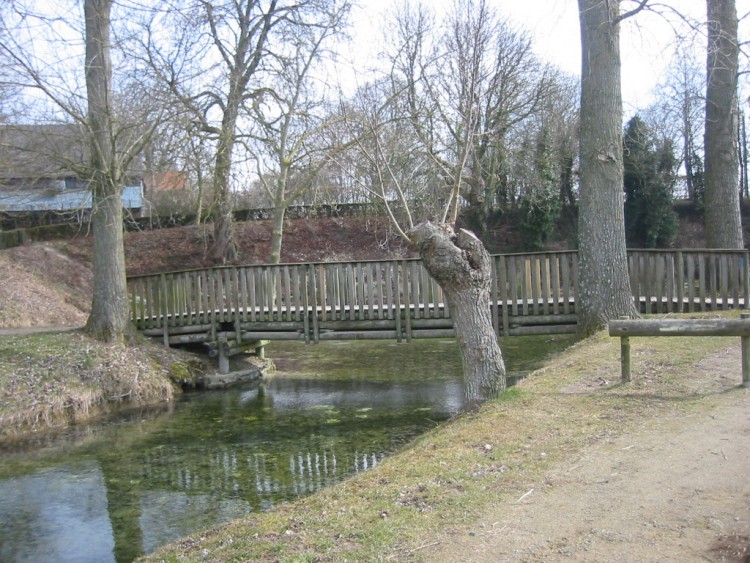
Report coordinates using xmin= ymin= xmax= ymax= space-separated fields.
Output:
xmin=211 ymin=199 xmax=237 ymax=264
xmin=409 ymin=221 xmax=505 ymax=408
xmin=85 ymin=180 xmax=132 ymax=342
xmin=704 ymin=0 xmax=742 ymax=248
xmin=576 ymin=0 xmax=638 ymax=336
xmin=83 ymin=0 xmax=132 ymax=343
xmin=210 ymin=130 xmax=238 ymax=264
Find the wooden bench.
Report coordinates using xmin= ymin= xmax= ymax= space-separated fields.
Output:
xmin=608 ymin=314 xmax=750 ymax=387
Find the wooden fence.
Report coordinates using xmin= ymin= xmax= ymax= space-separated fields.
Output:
xmin=628 ymin=250 xmax=750 ymax=314
xmin=127 ymin=249 xmax=750 ymax=345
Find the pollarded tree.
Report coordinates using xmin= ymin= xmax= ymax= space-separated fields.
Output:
xmin=576 ymin=0 xmax=643 ymax=336
xmin=357 ymin=0 xmax=558 ymax=404
xmin=623 ymin=115 xmax=678 ymax=248
xmin=342 ymin=21 xmax=510 ymax=408
xmin=704 ymin=0 xmax=742 ymax=248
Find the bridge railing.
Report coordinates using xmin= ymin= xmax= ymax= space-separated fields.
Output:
xmin=127 ymin=249 xmax=750 ymax=342
xmin=628 ymin=249 xmax=750 ymax=313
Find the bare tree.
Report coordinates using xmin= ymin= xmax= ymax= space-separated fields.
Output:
xmin=140 ymin=0 xmax=335 ymax=264
xmin=704 ymin=0 xmax=743 ymax=248
xmin=387 ymin=0 xmax=552 ymax=234
xmin=332 ymin=78 xmax=445 ymax=222
xmin=0 ymin=1 xmax=159 ymax=342
xmin=247 ymin=0 xmax=352 ymax=263
xmin=83 ymin=0 xmax=132 ymax=341
xmin=644 ymin=40 xmax=706 ymax=203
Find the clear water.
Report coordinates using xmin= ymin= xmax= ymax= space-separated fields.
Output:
xmin=0 ymin=335 xmax=574 ymax=563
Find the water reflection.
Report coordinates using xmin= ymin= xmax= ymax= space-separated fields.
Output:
xmin=0 ymin=336 xmax=574 ymax=562
xmin=0 ymin=463 xmax=114 ymax=563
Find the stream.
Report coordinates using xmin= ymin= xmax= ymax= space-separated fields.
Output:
xmin=0 ymin=335 xmax=574 ymax=562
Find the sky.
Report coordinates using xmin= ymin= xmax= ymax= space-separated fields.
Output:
xmin=345 ymin=0 xmax=739 ymax=115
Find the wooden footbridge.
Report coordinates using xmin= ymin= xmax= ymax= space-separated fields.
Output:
xmin=127 ymin=249 xmax=750 ymax=372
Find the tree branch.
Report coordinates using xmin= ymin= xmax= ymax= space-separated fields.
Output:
xmin=614 ymin=0 xmax=651 ymax=25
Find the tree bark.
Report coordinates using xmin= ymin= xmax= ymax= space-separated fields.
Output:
xmin=704 ymin=0 xmax=742 ymax=248
xmin=269 ymin=163 xmax=290 ymax=264
xmin=409 ymin=221 xmax=505 ymax=408
xmin=210 ymin=127 xmax=238 ymax=264
xmin=576 ymin=0 xmax=638 ymax=336
xmin=269 ymin=206 xmax=285 ymax=264
xmin=83 ymin=0 xmax=133 ymax=343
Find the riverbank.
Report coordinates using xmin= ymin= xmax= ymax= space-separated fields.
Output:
xmin=142 ymin=312 xmax=749 ymax=562
xmin=0 ymin=329 xmax=210 ymax=444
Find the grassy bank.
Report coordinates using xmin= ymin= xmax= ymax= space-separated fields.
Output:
xmin=0 ymin=330 xmax=206 ymax=442
xmin=141 ymin=313 xmax=747 ymax=562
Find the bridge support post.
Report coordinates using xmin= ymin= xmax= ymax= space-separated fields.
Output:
xmin=210 ymin=337 xmax=269 ymax=374
xmin=218 ymin=336 xmax=230 ymax=375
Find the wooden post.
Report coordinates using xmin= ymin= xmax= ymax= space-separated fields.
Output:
xmin=742 ymin=313 xmax=750 ymax=388
xmin=402 ymin=260 xmax=412 ymax=341
xmin=619 ymin=316 xmax=631 ymax=383
xmin=301 ymin=266 xmax=310 ymax=344
xmin=310 ymin=264 xmax=320 ymax=344
xmin=160 ymin=274 xmax=170 ymax=348
xmin=394 ymin=261 xmax=402 ymax=343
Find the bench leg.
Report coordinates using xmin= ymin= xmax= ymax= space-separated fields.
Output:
xmin=621 ymin=336 xmax=631 ymax=383
xmin=742 ymin=335 xmax=750 ymax=388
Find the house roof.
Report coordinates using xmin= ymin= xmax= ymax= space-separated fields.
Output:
xmin=0 ymin=123 xmax=145 ymax=181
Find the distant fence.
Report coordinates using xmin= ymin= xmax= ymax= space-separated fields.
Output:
xmin=0 ymin=202 xmax=378 ymax=232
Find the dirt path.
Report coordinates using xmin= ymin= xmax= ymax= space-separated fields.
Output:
xmin=427 ymin=355 xmax=750 ymax=562
xmin=0 ymin=326 xmax=80 ymax=336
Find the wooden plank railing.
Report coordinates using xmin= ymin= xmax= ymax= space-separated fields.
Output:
xmin=127 ymin=249 xmax=750 ymax=343
xmin=628 ymin=249 xmax=750 ymax=313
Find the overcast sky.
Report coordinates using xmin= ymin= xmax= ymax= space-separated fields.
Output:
xmin=344 ymin=0 xmax=745 ymax=114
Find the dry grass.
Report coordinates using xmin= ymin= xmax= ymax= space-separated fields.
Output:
xmin=142 ymin=312 xmax=746 ymax=563
xmin=0 ymin=331 xmax=205 ymax=442
xmin=0 ymin=244 xmax=91 ymax=328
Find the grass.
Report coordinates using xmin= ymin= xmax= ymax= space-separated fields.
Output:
xmin=0 ymin=330 xmax=205 ymax=442
xmin=142 ymin=312 xmax=747 ymax=562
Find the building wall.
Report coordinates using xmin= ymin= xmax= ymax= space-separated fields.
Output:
xmin=0 ymin=182 xmax=143 ymax=212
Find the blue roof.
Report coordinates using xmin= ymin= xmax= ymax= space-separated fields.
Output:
xmin=0 ymin=183 xmax=143 ymax=212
